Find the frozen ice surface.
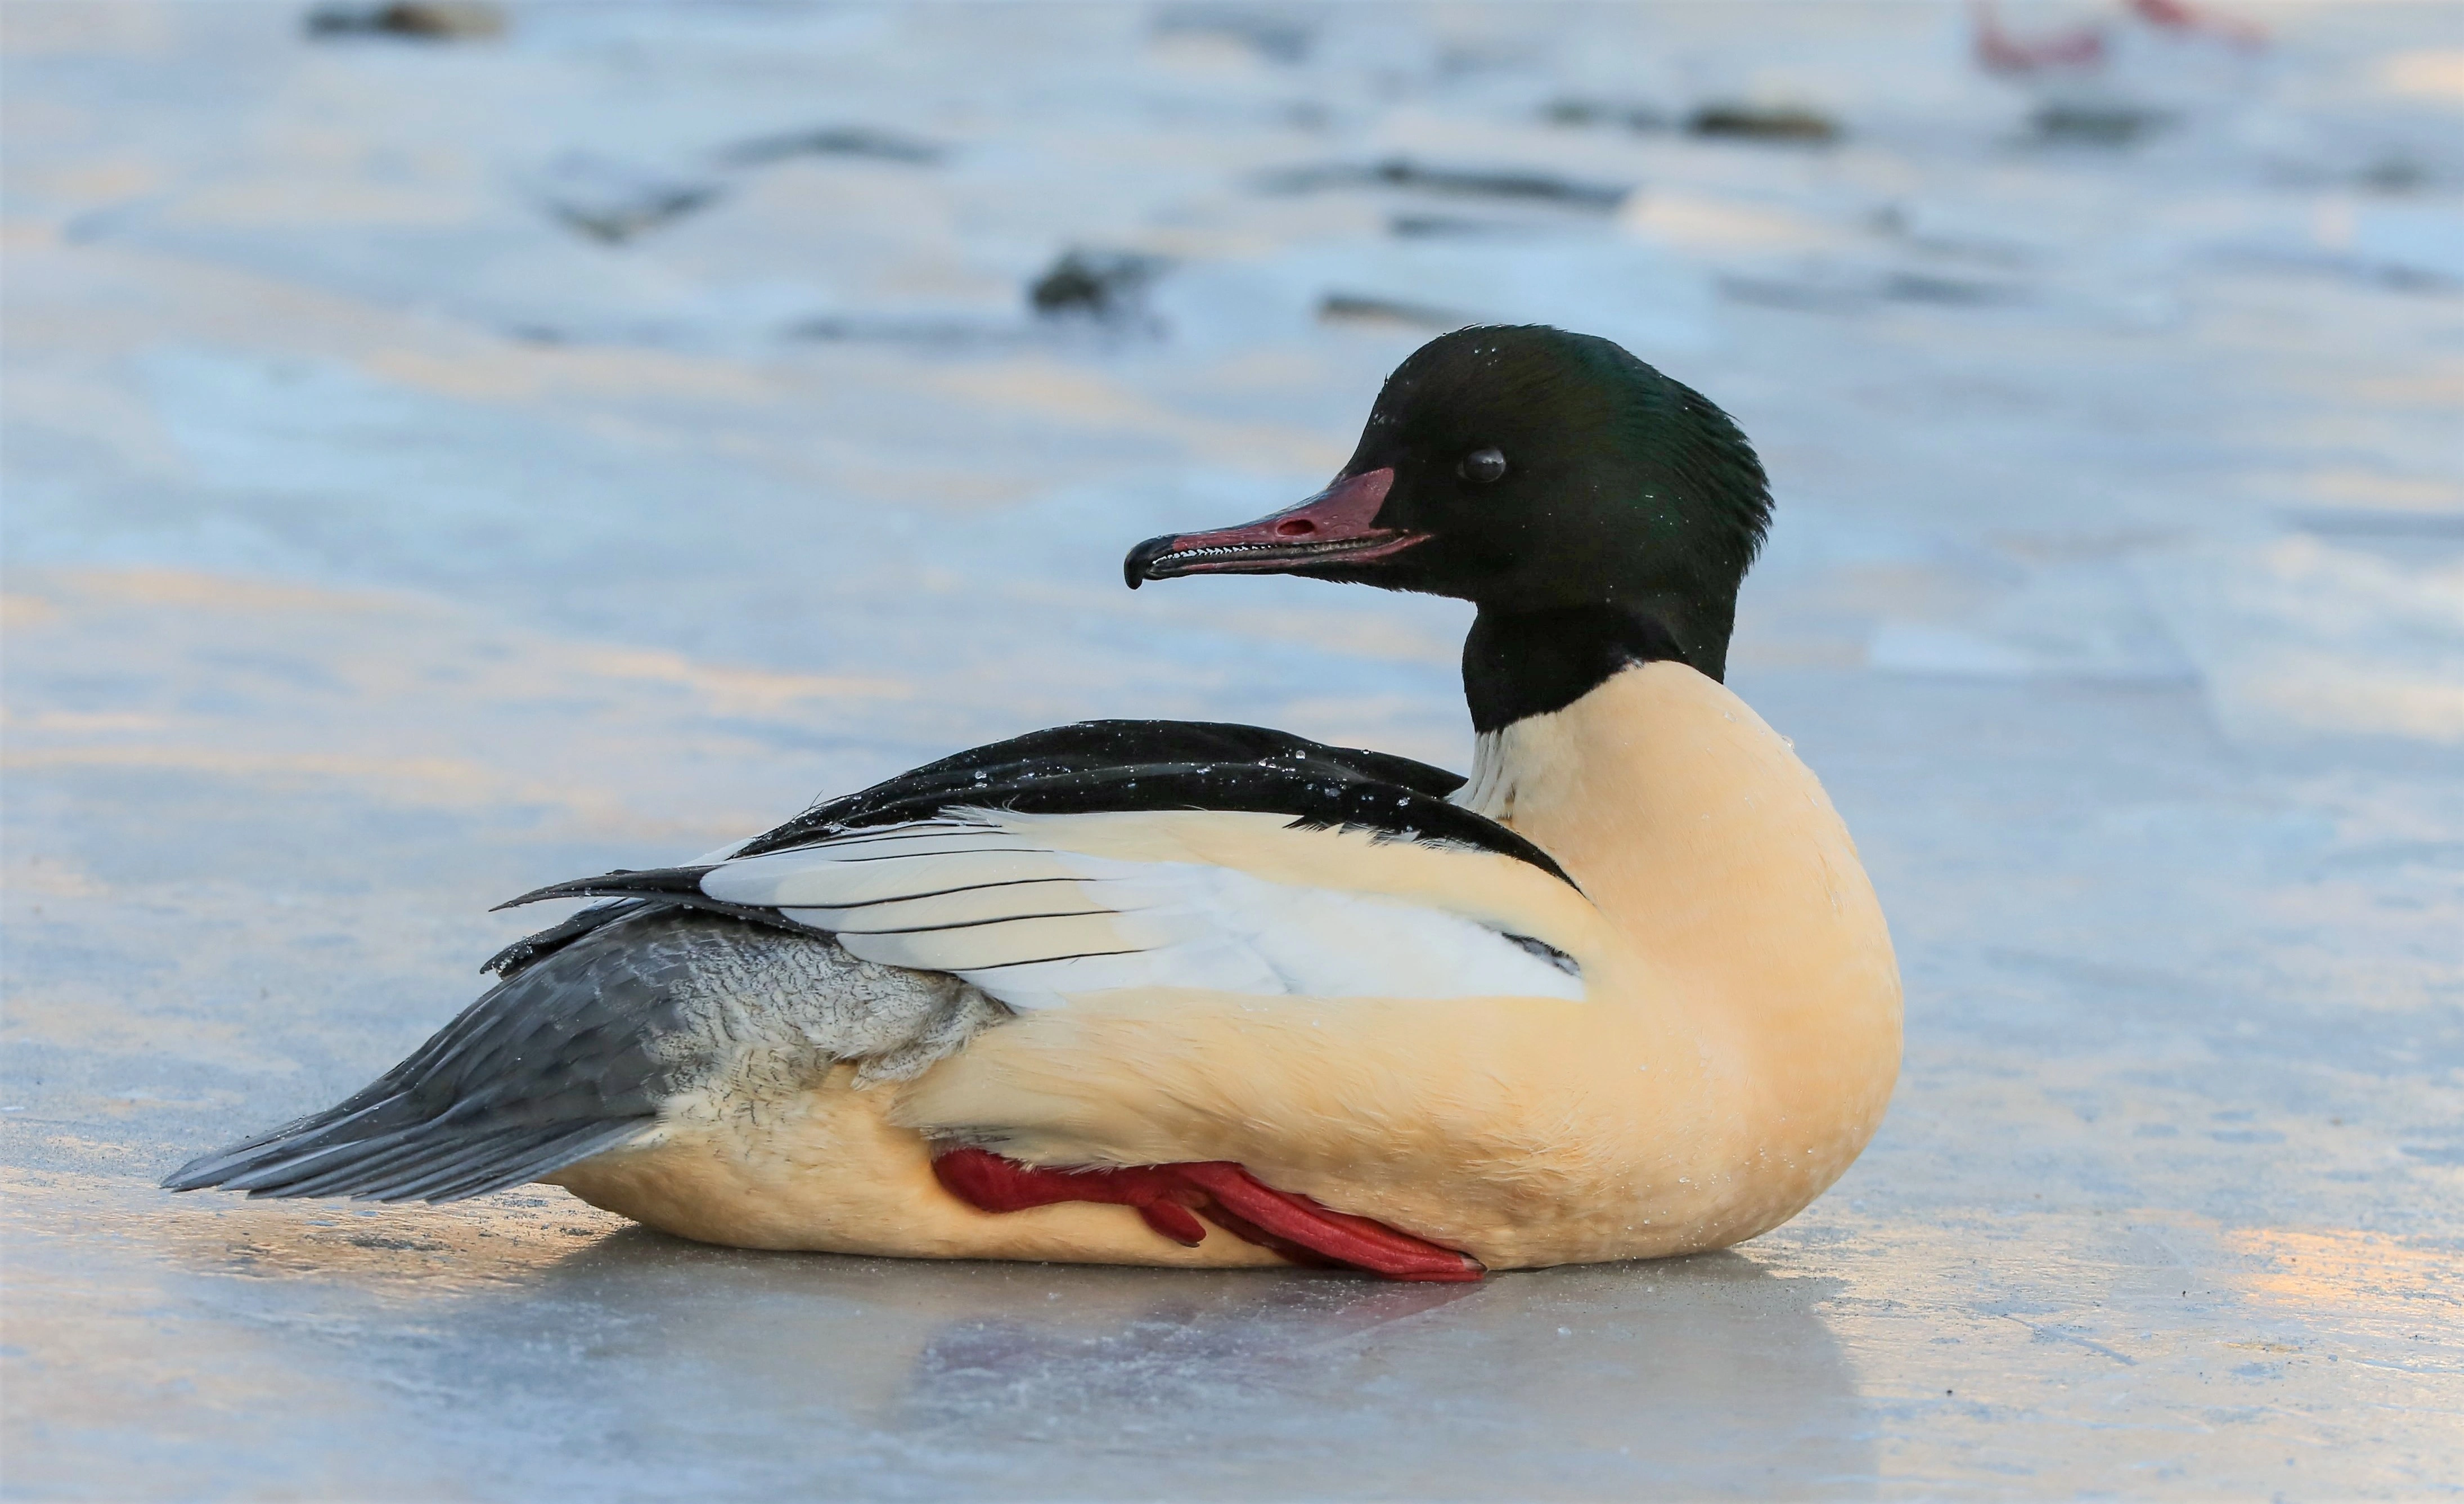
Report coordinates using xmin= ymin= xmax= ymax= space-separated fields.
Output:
xmin=4 ymin=2 xmax=2459 ymax=1497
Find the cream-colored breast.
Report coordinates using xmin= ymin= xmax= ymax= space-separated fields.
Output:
xmin=1459 ymin=661 xmax=1905 ymax=1251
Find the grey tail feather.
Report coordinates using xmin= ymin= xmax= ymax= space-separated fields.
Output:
xmin=162 ymin=1109 xmax=650 ymax=1203
xmin=165 ymin=905 xmax=752 ymax=1205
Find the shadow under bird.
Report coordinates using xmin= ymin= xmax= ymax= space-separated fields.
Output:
xmin=167 ymin=326 xmax=1903 ymax=1281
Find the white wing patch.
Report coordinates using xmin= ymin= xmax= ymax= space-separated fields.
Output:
xmin=698 ymin=814 xmax=1585 ymax=1012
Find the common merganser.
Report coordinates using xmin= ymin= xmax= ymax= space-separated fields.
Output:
xmin=167 ymin=325 xmax=1902 ymax=1282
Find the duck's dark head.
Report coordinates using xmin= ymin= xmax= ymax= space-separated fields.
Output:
xmin=1125 ymin=325 xmax=1773 ymax=732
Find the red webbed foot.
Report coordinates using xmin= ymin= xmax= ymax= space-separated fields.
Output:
xmin=932 ymin=1147 xmax=1485 ymax=1283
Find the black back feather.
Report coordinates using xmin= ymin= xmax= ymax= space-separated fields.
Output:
xmin=739 ymin=717 xmax=1566 ymax=881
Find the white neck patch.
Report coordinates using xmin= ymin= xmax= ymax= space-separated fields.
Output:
xmin=1453 ymin=728 xmax=1518 ymax=823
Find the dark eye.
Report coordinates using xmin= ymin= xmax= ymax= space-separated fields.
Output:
xmin=1458 ymin=447 xmax=1508 ymax=484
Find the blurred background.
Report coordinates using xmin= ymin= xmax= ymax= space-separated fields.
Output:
xmin=5 ymin=3 xmax=2459 ymax=1497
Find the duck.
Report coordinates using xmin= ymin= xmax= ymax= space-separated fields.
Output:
xmin=165 ymin=325 xmax=1901 ymax=1282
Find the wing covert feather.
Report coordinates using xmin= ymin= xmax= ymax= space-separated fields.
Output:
xmin=684 ymin=812 xmax=1587 ymax=1012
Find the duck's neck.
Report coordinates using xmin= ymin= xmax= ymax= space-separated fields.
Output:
xmin=1461 ymin=600 xmax=1735 ymax=734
